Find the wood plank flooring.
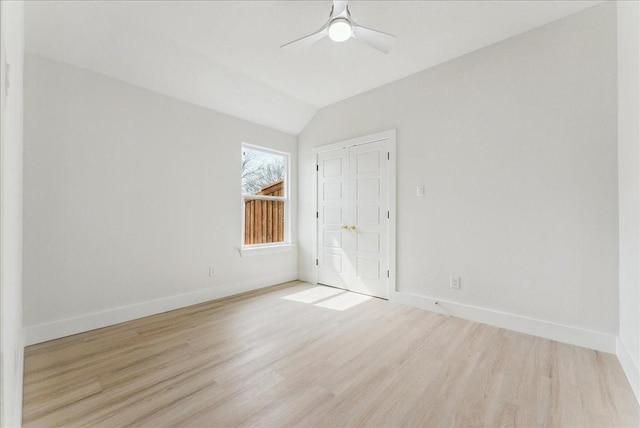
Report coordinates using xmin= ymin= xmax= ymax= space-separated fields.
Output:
xmin=23 ymin=281 xmax=639 ymax=427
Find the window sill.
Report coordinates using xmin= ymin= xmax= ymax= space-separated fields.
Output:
xmin=239 ymin=243 xmax=295 ymax=257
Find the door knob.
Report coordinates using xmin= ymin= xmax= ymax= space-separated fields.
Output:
xmin=341 ymin=225 xmax=348 ymax=230
xmin=349 ymin=225 xmax=357 ymax=230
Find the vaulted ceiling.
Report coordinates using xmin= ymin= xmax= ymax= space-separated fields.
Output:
xmin=26 ymin=0 xmax=603 ymax=135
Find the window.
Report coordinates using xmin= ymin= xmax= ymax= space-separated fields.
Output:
xmin=241 ymin=144 xmax=289 ymax=247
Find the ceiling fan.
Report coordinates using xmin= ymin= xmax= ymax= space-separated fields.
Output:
xmin=281 ymin=0 xmax=396 ymax=54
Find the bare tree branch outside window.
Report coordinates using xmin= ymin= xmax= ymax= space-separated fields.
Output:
xmin=242 ymin=148 xmax=285 ymax=193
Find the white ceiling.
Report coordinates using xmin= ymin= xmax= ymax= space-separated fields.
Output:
xmin=26 ymin=0 xmax=603 ymax=135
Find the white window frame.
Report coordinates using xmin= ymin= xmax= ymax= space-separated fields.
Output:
xmin=239 ymin=143 xmax=292 ymax=257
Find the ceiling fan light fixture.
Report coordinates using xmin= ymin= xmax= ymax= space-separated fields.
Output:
xmin=328 ymin=18 xmax=352 ymax=42
xmin=281 ymin=1 xmax=395 ymax=53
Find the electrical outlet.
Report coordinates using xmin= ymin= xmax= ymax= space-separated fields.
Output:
xmin=209 ymin=266 xmax=216 ymax=277
xmin=449 ymin=276 xmax=461 ymax=289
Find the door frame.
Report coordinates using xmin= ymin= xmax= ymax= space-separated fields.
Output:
xmin=312 ymin=129 xmax=397 ymax=298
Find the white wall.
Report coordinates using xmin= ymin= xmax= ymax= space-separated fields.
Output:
xmin=0 ymin=1 xmax=25 ymax=426
xmin=299 ymin=3 xmax=618 ymax=349
xmin=23 ymin=54 xmax=298 ymax=344
xmin=617 ymin=0 xmax=640 ymax=402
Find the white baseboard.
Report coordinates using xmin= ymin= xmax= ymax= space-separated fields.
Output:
xmin=617 ymin=337 xmax=640 ymax=404
xmin=390 ymin=291 xmax=617 ymax=353
xmin=24 ymin=272 xmax=298 ymax=346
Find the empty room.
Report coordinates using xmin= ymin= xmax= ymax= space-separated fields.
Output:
xmin=1 ymin=0 xmax=639 ymax=426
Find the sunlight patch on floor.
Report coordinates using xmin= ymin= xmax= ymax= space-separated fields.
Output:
xmin=313 ymin=291 xmax=372 ymax=311
xmin=281 ymin=286 xmax=343 ymax=303
xmin=281 ymin=286 xmax=372 ymax=311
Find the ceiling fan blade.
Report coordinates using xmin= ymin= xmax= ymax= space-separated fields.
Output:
xmin=352 ymin=24 xmax=396 ymax=54
xmin=281 ymin=26 xmax=329 ymax=52
xmin=332 ymin=0 xmax=348 ymax=17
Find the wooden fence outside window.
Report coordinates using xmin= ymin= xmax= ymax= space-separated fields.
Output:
xmin=244 ymin=180 xmax=284 ymax=245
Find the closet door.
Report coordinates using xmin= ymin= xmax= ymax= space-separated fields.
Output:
xmin=348 ymin=141 xmax=388 ymax=299
xmin=316 ymin=140 xmax=390 ymax=299
xmin=317 ymin=147 xmax=350 ymax=290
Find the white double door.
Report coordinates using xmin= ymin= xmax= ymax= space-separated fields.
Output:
xmin=317 ymin=140 xmax=390 ymax=299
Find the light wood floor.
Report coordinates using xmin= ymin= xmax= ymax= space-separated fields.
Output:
xmin=23 ymin=281 xmax=639 ymax=427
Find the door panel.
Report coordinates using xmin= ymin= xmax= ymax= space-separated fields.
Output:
xmin=356 ymin=231 xmax=379 ymax=252
xmin=324 ymin=254 xmax=343 ymax=273
xmin=356 ymin=205 xmax=380 ymax=225
xmin=323 ymin=206 xmax=342 ymax=224
xmin=356 ymin=257 xmax=380 ymax=280
xmin=323 ymin=182 xmax=343 ymax=200
xmin=317 ymin=140 xmax=389 ymax=299
xmin=349 ymin=141 xmax=388 ymax=298
xmin=317 ymin=148 xmax=349 ymax=290
xmin=323 ymin=157 xmax=343 ymax=176
xmin=323 ymin=230 xmax=342 ymax=248
xmin=356 ymin=150 xmax=380 ymax=172
xmin=356 ymin=178 xmax=380 ymax=199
